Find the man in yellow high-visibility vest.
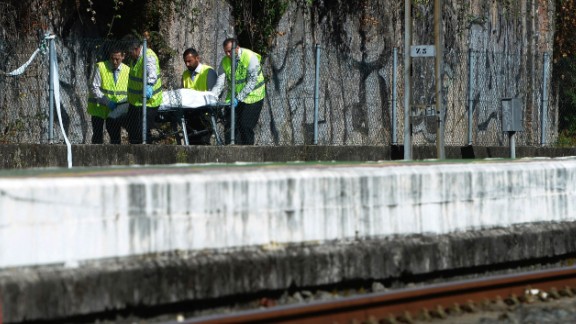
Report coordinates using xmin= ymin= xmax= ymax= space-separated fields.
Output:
xmin=88 ymin=47 xmax=129 ymax=144
xmin=181 ymin=47 xmax=217 ymax=144
xmin=125 ymin=35 xmax=163 ymax=144
xmin=211 ymin=38 xmax=266 ymax=145
xmin=182 ymin=47 xmax=217 ymax=91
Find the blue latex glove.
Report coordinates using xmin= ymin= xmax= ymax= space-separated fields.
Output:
xmin=230 ymin=98 xmax=238 ymax=108
xmin=145 ymin=85 xmax=153 ymax=99
xmin=107 ymin=101 xmax=117 ymax=110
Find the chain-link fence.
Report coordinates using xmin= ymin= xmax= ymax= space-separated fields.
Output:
xmin=0 ymin=36 xmax=556 ymax=147
xmin=554 ymin=56 xmax=576 ymax=142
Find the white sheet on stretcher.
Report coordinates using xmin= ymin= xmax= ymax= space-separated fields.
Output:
xmin=159 ymin=88 xmax=219 ymax=111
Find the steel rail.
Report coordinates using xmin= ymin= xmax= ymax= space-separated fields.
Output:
xmin=178 ymin=265 xmax=576 ymax=324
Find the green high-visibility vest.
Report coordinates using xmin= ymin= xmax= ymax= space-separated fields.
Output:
xmin=127 ymin=48 xmax=163 ymax=107
xmin=182 ymin=64 xmax=214 ymax=91
xmin=88 ymin=61 xmax=129 ymax=119
xmin=221 ymin=48 xmax=265 ymax=104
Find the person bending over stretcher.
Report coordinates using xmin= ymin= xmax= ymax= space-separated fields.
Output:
xmin=125 ymin=35 xmax=163 ymax=144
xmin=210 ymin=38 xmax=266 ymax=145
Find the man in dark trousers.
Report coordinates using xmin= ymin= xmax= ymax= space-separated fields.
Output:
xmin=211 ymin=38 xmax=266 ymax=145
xmin=125 ymin=35 xmax=163 ymax=144
xmin=88 ymin=47 xmax=129 ymax=144
xmin=181 ymin=47 xmax=217 ymax=144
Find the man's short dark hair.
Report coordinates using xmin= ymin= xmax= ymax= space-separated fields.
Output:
xmin=183 ymin=47 xmax=199 ymax=59
xmin=109 ymin=46 xmax=124 ymax=56
xmin=222 ymin=38 xmax=238 ymax=48
xmin=122 ymin=34 xmax=142 ymax=51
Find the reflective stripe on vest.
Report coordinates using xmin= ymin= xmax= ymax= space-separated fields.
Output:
xmin=222 ymin=48 xmax=265 ymax=104
xmin=88 ymin=61 xmax=129 ymax=119
xmin=127 ymin=48 xmax=163 ymax=107
xmin=182 ymin=64 xmax=214 ymax=91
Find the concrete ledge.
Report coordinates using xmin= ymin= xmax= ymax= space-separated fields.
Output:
xmin=4 ymin=159 xmax=576 ymax=269
xmin=2 ymin=222 xmax=576 ymax=322
xmin=2 ymin=144 xmax=576 ymax=169
xmin=0 ymin=144 xmax=392 ymax=169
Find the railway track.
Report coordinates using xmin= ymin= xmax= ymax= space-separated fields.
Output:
xmin=179 ymin=265 xmax=576 ymax=324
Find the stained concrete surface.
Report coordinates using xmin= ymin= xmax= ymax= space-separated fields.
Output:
xmin=2 ymin=146 xmax=576 ymax=322
xmin=1 ymin=222 xmax=576 ymax=322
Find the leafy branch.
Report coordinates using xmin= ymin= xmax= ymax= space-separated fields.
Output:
xmin=85 ymin=0 xmax=131 ymax=37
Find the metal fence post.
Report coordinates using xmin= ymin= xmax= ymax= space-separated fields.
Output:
xmin=434 ymin=0 xmax=445 ymax=159
xmin=314 ymin=44 xmax=321 ymax=145
xmin=541 ymin=52 xmax=549 ymax=145
xmin=509 ymin=131 xmax=516 ymax=159
xmin=142 ymin=39 xmax=148 ymax=144
xmin=392 ymin=48 xmax=398 ymax=145
xmin=403 ymin=0 xmax=412 ymax=160
xmin=467 ymin=48 xmax=474 ymax=145
xmin=230 ymin=39 xmax=237 ymax=145
xmin=48 ymin=36 xmax=55 ymax=143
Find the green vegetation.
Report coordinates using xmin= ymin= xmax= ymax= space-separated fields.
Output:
xmin=85 ymin=0 xmax=129 ymax=37
xmin=554 ymin=0 xmax=576 ymax=147
xmin=227 ymin=0 xmax=290 ymax=56
xmin=176 ymin=149 xmax=188 ymax=163
xmin=556 ymin=131 xmax=576 ymax=147
xmin=82 ymin=0 xmax=290 ymax=57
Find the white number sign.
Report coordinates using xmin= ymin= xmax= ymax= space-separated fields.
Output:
xmin=410 ymin=45 xmax=436 ymax=57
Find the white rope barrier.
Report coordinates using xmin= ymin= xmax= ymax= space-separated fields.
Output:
xmin=2 ymin=33 xmax=72 ymax=168
xmin=3 ymin=48 xmax=41 ymax=76
xmin=47 ymin=34 xmax=73 ymax=168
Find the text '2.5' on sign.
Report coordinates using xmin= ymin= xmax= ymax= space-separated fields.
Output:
xmin=410 ymin=45 xmax=435 ymax=57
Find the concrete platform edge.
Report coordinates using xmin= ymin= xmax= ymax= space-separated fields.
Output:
xmin=2 ymin=221 xmax=575 ymax=322
xmin=2 ymin=144 xmax=576 ymax=169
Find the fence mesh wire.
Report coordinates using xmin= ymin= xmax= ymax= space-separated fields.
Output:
xmin=0 ymin=37 xmax=557 ymax=147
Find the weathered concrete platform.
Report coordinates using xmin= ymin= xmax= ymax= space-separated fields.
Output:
xmin=2 ymin=157 xmax=576 ymax=321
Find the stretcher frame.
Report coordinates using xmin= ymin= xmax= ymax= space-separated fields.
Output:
xmin=158 ymin=103 xmax=229 ymax=146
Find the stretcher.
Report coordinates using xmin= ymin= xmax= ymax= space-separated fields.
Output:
xmin=158 ymin=89 xmax=228 ymax=145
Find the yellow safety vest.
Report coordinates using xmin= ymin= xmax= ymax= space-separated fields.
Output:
xmin=88 ymin=62 xmax=129 ymax=119
xmin=182 ymin=64 xmax=214 ymax=91
xmin=221 ymin=48 xmax=265 ymax=104
xmin=127 ymin=48 xmax=163 ymax=107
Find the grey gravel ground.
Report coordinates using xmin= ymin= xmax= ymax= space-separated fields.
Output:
xmin=96 ymin=263 xmax=576 ymax=323
xmin=415 ymin=298 xmax=576 ymax=324
xmin=99 ymin=286 xmax=576 ymax=323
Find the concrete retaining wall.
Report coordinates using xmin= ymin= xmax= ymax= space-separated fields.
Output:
xmin=3 ymin=159 xmax=576 ymax=269
xmin=2 ymin=223 xmax=576 ymax=322
xmin=3 ymin=157 xmax=576 ymax=321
